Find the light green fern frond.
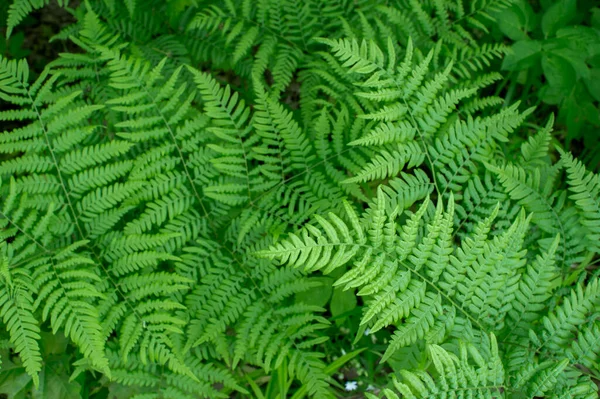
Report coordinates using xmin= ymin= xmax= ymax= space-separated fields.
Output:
xmin=560 ymin=150 xmax=600 ymax=254
xmin=6 ymin=0 xmax=52 ymax=39
xmin=380 ymin=335 xmax=504 ymax=399
xmin=0 ymin=242 xmax=42 ymax=387
xmin=537 ymin=279 xmax=600 ymax=354
xmin=32 ymin=240 xmax=110 ymax=375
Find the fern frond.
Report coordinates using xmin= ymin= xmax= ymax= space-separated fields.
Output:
xmin=506 ymin=234 xmax=560 ymax=337
xmin=567 ymin=321 xmax=600 ymax=371
xmin=0 ymin=243 xmax=42 ymax=386
xmin=343 ymin=143 xmax=424 ymax=183
xmin=6 ymin=0 xmax=49 ymax=39
xmin=387 ymin=335 xmax=504 ymax=398
xmin=561 ymin=150 xmax=600 ymax=254
xmin=381 ymin=293 xmax=441 ymax=363
xmin=32 ymin=241 xmax=110 ymax=375
xmin=0 ymin=55 xmax=30 ymax=101
xmin=521 ymin=115 xmax=554 ymax=168
xmin=538 ymin=279 xmax=600 ymax=353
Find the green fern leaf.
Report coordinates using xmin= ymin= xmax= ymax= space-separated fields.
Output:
xmin=0 ymin=244 xmax=42 ymax=386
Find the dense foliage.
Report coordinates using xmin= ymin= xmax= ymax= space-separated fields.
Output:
xmin=495 ymin=0 xmax=600 ymax=168
xmin=0 ymin=0 xmax=599 ymax=398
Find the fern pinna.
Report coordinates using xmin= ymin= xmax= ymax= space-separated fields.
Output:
xmin=0 ymin=0 xmax=599 ymax=398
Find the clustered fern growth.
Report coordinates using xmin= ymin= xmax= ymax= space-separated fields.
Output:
xmin=0 ymin=0 xmax=599 ymax=398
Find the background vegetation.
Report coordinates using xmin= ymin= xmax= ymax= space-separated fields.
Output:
xmin=0 ymin=0 xmax=598 ymax=398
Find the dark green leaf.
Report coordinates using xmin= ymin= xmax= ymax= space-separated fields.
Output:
xmin=503 ymin=40 xmax=542 ymax=71
xmin=539 ymin=84 xmax=564 ymax=105
xmin=541 ymin=0 xmax=576 ymax=38
xmin=494 ymin=0 xmax=536 ymax=41
xmin=295 ymin=277 xmax=333 ymax=307
xmin=549 ymin=48 xmax=589 ymax=81
xmin=542 ymin=53 xmax=575 ymax=89
xmin=33 ymin=368 xmax=82 ymax=399
xmin=585 ymin=68 xmax=600 ymax=102
xmin=591 ymin=7 xmax=600 ymax=30
xmin=582 ymin=102 xmax=600 ymax=126
xmin=330 ymin=288 xmax=357 ymax=318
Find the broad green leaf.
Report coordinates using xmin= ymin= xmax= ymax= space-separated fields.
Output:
xmin=593 ymin=7 xmax=600 ymax=30
xmin=0 ymin=367 xmax=31 ymax=397
xmin=539 ymin=84 xmax=563 ymax=105
xmin=556 ymin=26 xmax=600 ymax=57
xmin=494 ymin=0 xmax=536 ymax=41
xmin=562 ymin=87 xmax=586 ymax=139
xmin=330 ymin=288 xmax=357 ymax=318
xmin=33 ymin=368 xmax=82 ymax=399
xmin=502 ymin=40 xmax=542 ymax=71
xmin=295 ymin=277 xmax=333 ymax=307
xmin=581 ymin=102 xmax=600 ymax=126
xmin=585 ymin=68 xmax=600 ymax=102
xmin=541 ymin=0 xmax=576 ymax=38
xmin=542 ymin=53 xmax=576 ymax=90
xmin=549 ymin=48 xmax=589 ymax=81
xmin=40 ymin=332 xmax=68 ymax=356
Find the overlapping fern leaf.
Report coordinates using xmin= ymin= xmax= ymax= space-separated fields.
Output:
xmin=257 ymin=35 xmax=600 ymax=393
xmin=1 ymin=0 xmax=600 ymax=397
xmin=365 ymin=335 xmax=504 ymax=399
xmin=261 ymin=165 xmax=599 ymax=397
xmin=0 ymin=56 xmax=115 ymax=380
